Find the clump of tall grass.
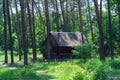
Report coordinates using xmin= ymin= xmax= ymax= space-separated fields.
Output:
xmin=0 ymin=67 xmax=40 ymax=80
xmin=71 ymin=59 xmax=114 ymax=80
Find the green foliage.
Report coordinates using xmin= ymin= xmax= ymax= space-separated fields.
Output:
xmin=72 ymin=43 xmax=95 ymax=60
xmin=109 ymin=59 xmax=120 ymax=69
xmin=71 ymin=58 xmax=120 ymax=80
xmin=85 ymin=59 xmax=102 ymax=72
xmin=72 ymin=72 xmax=85 ymax=80
xmin=12 ymin=33 xmax=18 ymax=51
xmin=0 ymin=56 xmax=120 ymax=80
xmin=87 ymin=26 xmax=99 ymax=43
xmin=53 ymin=63 xmax=81 ymax=80
xmin=0 ymin=67 xmax=40 ymax=80
xmin=93 ymin=66 xmax=108 ymax=80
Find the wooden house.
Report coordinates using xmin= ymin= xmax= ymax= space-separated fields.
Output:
xmin=42 ymin=32 xmax=88 ymax=60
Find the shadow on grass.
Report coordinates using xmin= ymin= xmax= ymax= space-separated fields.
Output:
xmin=31 ymin=61 xmax=60 ymax=71
xmin=107 ymin=70 xmax=120 ymax=80
xmin=0 ymin=60 xmax=77 ymax=80
xmin=39 ymin=74 xmax=57 ymax=80
xmin=0 ymin=62 xmax=24 ymax=69
xmin=0 ymin=67 xmax=56 ymax=80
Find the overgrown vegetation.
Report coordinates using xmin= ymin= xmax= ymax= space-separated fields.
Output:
xmin=72 ymin=43 xmax=96 ymax=60
xmin=72 ymin=58 xmax=120 ymax=80
xmin=0 ymin=68 xmax=40 ymax=80
xmin=0 ymin=53 xmax=120 ymax=80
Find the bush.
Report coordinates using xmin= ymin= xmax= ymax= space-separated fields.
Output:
xmin=109 ymin=59 xmax=120 ymax=69
xmin=71 ymin=59 xmax=113 ymax=80
xmin=85 ymin=59 xmax=102 ymax=72
xmin=72 ymin=43 xmax=94 ymax=60
xmin=72 ymin=67 xmax=86 ymax=80
xmin=0 ymin=67 xmax=40 ymax=80
xmin=93 ymin=66 xmax=108 ymax=80
xmin=72 ymin=72 xmax=85 ymax=80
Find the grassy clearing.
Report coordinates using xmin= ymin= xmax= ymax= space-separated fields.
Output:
xmin=0 ymin=60 xmax=81 ymax=80
xmin=0 ymin=59 xmax=120 ymax=80
xmin=0 ymin=51 xmax=120 ymax=80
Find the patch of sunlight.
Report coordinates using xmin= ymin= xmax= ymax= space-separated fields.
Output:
xmin=36 ymin=70 xmax=47 ymax=74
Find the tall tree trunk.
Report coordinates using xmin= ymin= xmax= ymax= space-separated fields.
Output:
xmin=32 ymin=0 xmax=37 ymax=61
xmin=107 ymin=0 xmax=114 ymax=59
xmin=70 ymin=1 xmax=75 ymax=31
xmin=118 ymin=0 xmax=120 ymax=34
xmin=9 ymin=4 xmax=15 ymax=26
xmin=117 ymin=0 xmax=120 ymax=52
xmin=60 ymin=0 xmax=69 ymax=32
xmin=26 ymin=0 xmax=36 ymax=61
xmin=26 ymin=0 xmax=32 ymax=44
xmin=6 ymin=0 xmax=14 ymax=64
xmin=99 ymin=0 xmax=105 ymax=60
xmin=15 ymin=0 xmax=22 ymax=60
xmin=77 ymin=0 xmax=84 ymax=43
xmin=45 ymin=0 xmax=51 ymax=61
xmin=88 ymin=0 xmax=94 ymax=43
xmin=20 ymin=0 xmax=28 ymax=65
xmin=45 ymin=0 xmax=51 ymax=35
xmin=55 ymin=0 xmax=60 ymax=32
xmin=65 ymin=0 xmax=68 ymax=27
xmin=3 ymin=0 xmax=8 ymax=63
xmin=93 ymin=0 xmax=105 ymax=60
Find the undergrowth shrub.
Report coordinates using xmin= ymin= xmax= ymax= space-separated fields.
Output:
xmin=85 ymin=59 xmax=102 ymax=72
xmin=72 ymin=67 xmax=86 ymax=80
xmin=72 ymin=59 xmax=113 ymax=80
xmin=17 ymin=68 xmax=39 ymax=79
xmin=52 ymin=63 xmax=81 ymax=80
xmin=109 ymin=59 xmax=120 ymax=69
xmin=72 ymin=43 xmax=95 ymax=60
xmin=72 ymin=72 xmax=85 ymax=80
xmin=93 ymin=66 xmax=109 ymax=80
xmin=0 ymin=67 xmax=40 ymax=80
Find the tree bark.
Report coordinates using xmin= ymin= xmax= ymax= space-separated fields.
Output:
xmin=6 ymin=0 xmax=14 ymax=64
xmin=107 ymin=0 xmax=114 ymax=59
xmin=15 ymin=0 xmax=22 ymax=61
xmin=20 ymin=0 xmax=28 ymax=65
xmin=32 ymin=0 xmax=37 ymax=61
xmin=65 ymin=0 xmax=68 ymax=27
xmin=55 ymin=0 xmax=60 ymax=32
xmin=45 ymin=0 xmax=51 ymax=61
xmin=3 ymin=0 xmax=8 ymax=63
xmin=60 ymin=0 xmax=69 ymax=32
xmin=88 ymin=0 xmax=94 ymax=43
xmin=70 ymin=1 xmax=75 ymax=32
xmin=93 ymin=0 xmax=105 ymax=60
xmin=117 ymin=0 xmax=120 ymax=52
xmin=77 ymin=0 xmax=84 ymax=43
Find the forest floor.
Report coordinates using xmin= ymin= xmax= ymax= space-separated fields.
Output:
xmin=0 ymin=52 xmax=79 ymax=80
xmin=0 ymin=59 xmax=79 ymax=80
xmin=0 ymin=52 xmax=120 ymax=80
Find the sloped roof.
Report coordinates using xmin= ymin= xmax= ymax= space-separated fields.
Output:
xmin=50 ymin=32 xmax=88 ymax=46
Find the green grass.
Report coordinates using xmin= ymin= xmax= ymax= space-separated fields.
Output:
xmin=0 ymin=67 xmax=41 ymax=80
xmin=0 ymin=61 xmax=81 ymax=80
xmin=0 ymin=51 xmax=120 ymax=80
